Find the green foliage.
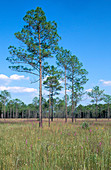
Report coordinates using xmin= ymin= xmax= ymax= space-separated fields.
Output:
xmin=7 ymin=7 xmax=60 ymax=77
xmin=66 ymin=55 xmax=88 ymax=122
xmin=67 ymin=55 xmax=88 ymax=105
xmin=56 ymin=47 xmax=72 ymax=121
xmin=103 ymin=94 xmax=111 ymax=104
xmin=43 ymin=65 xmax=63 ymax=95
xmin=56 ymin=47 xmax=71 ymax=70
xmin=87 ymin=86 xmax=104 ymax=104
xmin=43 ymin=65 xmax=63 ymax=120
xmin=32 ymin=97 xmax=39 ymax=107
xmin=7 ymin=7 xmax=61 ymax=126
xmin=0 ymin=90 xmax=11 ymax=103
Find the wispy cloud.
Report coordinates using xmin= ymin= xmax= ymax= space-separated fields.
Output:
xmin=100 ymin=79 xmax=111 ymax=86
xmin=60 ymin=89 xmax=71 ymax=94
xmin=0 ymin=86 xmax=37 ymax=93
xmin=43 ymin=75 xmax=49 ymax=82
xmin=66 ymin=89 xmax=71 ymax=92
xmin=0 ymin=74 xmax=29 ymax=81
xmin=10 ymin=74 xmax=29 ymax=80
xmin=59 ymin=78 xmax=64 ymax=84
xmin=86 ymin=88 xmax=92 ymax=92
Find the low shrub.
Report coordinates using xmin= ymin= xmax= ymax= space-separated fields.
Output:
xmin=81 ymin=121 xmax=89 ymax=129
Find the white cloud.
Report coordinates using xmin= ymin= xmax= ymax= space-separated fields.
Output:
xmin=10 ymin=74 xmax=29 ymax=80
xmin=0 ymin=74 xmax=29 ymax=81
xmin=59 ymin=79 xmax=64 ymax=84
xmin=43 ymin=75 xmax=49 ymax=82
xmin=99 ymin=79 xmax=104 ymax=82
xmin=0 ymin=74 xmax=9 ymax=80
xmin=0 ymin=86 xmax=6 ymax=91
xmin=0 ymin=86 xmax=37 ymax=93
xmin=66 ymin=89 xmax=71 ymax=92
xmin=100 ymin=79 xmax=111 ymax=86
xmin=86 ymin=88 xmax=92 ymax=92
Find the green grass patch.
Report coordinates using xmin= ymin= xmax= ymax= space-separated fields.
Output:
xmin=0 ymin=119 xmax=111 ymax=169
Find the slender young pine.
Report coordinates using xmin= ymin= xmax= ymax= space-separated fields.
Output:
xmin=67 ymin=55 xmax=88 ymax=122
xmin=7 ymin=7 xmax=60 ymax=127
xmin=43 ymin=65 xmax=62 ymax=122
xmin=56 ymin=47 xmax=71 ymax=122
xmin=48 ymin=88 xmax=51 ymax=127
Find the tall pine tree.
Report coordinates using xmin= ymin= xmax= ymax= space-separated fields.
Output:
xmin=7 ymin=7 xmax=61 ymax=127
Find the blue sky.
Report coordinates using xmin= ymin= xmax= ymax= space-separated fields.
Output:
xmin=0 ymin=0 xmax=111 ymax=105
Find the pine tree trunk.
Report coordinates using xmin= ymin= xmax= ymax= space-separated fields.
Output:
xmin=65 ymin=66 xmax=67 ymax=123
xmin=7 ymin=110 xmax=9 ymax=118
xmin=10 ymin=108 xmax=12 ymax=118
xmin=39 ymin=58 xmax=42 ymax=127
xmin=4 ymin=100 xmax=6 ymax=118
xmin=16 ymin=107 xmax=18 ymax=118
xmin=75 ymin=101 xmax=76 ymax=122
xmin=49 ymin=89 xmax=51 ymax=127
xmin=96 ymin=99 xmax=97 ymax=121
xmin=1 ymin=103 xmax=3 ymax=118
xmin=28 ymin=109 xmax=30 ymax=118
xmin=26 ymin=110 xmax=28 ymax=118
xmin=39 ymin=26 xmax=42 ymax=128
xmin=72 ymin=78 xmax=74 ymax=123
xmin=1 ymin=110 xmax=3 ymax=119
xmin=80 ymin=110 xmax=81 ymax=118
xmin=22 ymin=110 xmax=24 ymax=118
xmin=51 ymin=92 xmax=53 ymax=121
xmin=13 ymin=107 xmax=14 ymax=118
xmin=108 ymin=103 xmax=109 ymax=120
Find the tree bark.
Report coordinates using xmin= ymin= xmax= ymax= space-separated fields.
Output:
xmin=22 ymin=110 xmax=24 ymax=118
xmin=96 ymin=98 xmax=97 ymax=121
xmin=10 ymin=108 xmax=12 ymax=118
xmin=4 ymin=100 xmax=6 ymax=118
xmin=49 ymin=89 xmax=51 ymax=127
xmin=1 ymin=103 xmax=3 ymax=118
xmin=65 ymin=66 xmax=67 ymax=123
xmin=7 ymin=110 xmax=9 ymax=118
xmin=16 ymin=107 xmax=18 ymax=118
xmin=108 ymin=103 xmax=110 ymax=120
xmin=28 ymin=109 xmax=30 ymax=118
xmin=13 ymin=107 xmax=14 ymax=118
xmin=39 ymin=26 xmax=42 ymax=127
xmin=72 ymin=77 xmax=74 ymax=123
xmin=51 ymin=91 xmax=53 ymax=121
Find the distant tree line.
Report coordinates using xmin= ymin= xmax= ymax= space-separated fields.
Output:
xmin=0 ymin=88 xmax=111 ymax=120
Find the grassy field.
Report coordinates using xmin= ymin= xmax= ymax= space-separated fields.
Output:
xmin=0 ymin=119 xmax=111 ymax=170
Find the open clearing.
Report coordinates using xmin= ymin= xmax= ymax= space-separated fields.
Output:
xmin=0 ymin=119 xmax=111 ymax=169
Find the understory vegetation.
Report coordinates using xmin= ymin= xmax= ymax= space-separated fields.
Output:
xmin=0 ymin=119 xmax=111 ymax=169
